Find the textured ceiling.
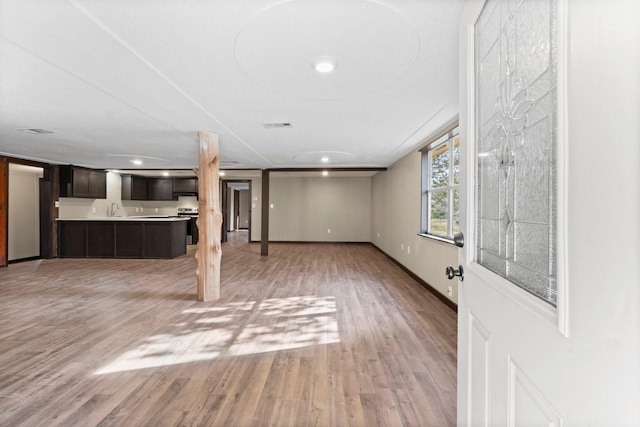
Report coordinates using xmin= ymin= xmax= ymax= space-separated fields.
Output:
xmin=0 ymin=0 xmax=462 ymax=170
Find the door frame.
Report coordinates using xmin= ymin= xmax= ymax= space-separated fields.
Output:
xmin=1 ymin=157 xmax=57 ymax=266
xmin=221 ymin=179 xmax=252 ymax=243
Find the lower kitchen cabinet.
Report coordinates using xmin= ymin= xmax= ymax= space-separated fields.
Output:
xmin=59 ymin=221 xmax=87 ymax=257
xmin=58 ymin=219 xmax=187 ymax=259
xmin=87 ymin=223 xmax=115 ymax=257
xmin=115 ymin=223 xmax=144 ymax=257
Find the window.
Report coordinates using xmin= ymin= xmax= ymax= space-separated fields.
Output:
xmin=421 ymin=125 xmax=459 ymax=240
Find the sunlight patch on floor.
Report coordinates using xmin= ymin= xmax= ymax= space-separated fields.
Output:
xmin=95 ymin=295 xmax=339 ymax=374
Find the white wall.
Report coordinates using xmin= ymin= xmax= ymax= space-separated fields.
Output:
xmin=8 ymin=164 xmax=43 ymax=260
xmin=227 ymin=187 xmax=235 ymax=231
xmin=239 ymin=190 xmax=250 ymax=229
xmin=371 ymin=150 xmax=459 ymax=304
xmin=269 ymin=176 xmax=371 ymax=242
xmin=250 ymin=177 xmax=261 ymax=241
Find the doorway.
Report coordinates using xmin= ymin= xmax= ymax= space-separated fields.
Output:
xmin=8 ymin=163 xmax=44 ymax=262
xmin=221 ymin=180 xmax=251 ymax=243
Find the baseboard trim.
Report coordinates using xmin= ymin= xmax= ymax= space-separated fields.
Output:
xmin=370 ymin=243 xmax=457 ymax=313
xmin=8 ymin=256 xmax=41 ymax=264
xmin=267 ymin=241 xmax=370 ymax=245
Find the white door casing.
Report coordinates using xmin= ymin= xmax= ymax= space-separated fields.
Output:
xmin=458 ymin=0 xmax=640 ymax=426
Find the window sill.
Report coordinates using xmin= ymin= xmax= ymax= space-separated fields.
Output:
xmin=417 ymin=233 xmax=456 ymax=245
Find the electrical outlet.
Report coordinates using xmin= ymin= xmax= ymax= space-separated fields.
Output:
xmin=135 ymin=207 xmax=139 ymax=213
xmin=91 ymin=207 xmax=96 ymax=213
xmin=447 ymin=286 xmax=453 ymax=297
xmin=401 ymin=243 xmax=404 ymax=251
xmin=327 ymin=228 xmax=331 ymax=234
xmin=54 ymin=201 xmax=59 ymax=208
xmin=140 ymin=207 xmax=144 ymax=212
xmin=377 ymin=233 xmax=380 ymax=238
xmin=155 ymin=208 xmax=158 ymax=213
xmin=407 ymin=246 xmax=411 ymax=254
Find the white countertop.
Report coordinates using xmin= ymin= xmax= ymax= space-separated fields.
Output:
xmin=56 ymin=216 xmax=189 ymax=222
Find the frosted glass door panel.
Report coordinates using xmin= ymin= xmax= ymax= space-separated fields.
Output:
xmin=475 ymin=0 xmax=557 ymax=306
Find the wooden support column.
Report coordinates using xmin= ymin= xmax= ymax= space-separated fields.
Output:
xmin=196 ymin=131 xmax=223 ymax=301
xmin=260 ymin=169 xmax=269 ymax=256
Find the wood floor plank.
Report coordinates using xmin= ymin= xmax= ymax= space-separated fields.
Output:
xmin=0 ymin=242 xmax=456 ymax=426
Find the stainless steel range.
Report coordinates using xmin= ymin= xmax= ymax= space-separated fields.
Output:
xmin=177 ymin=207 xmax=199 ymax=244
xmin=177 ymin=207 xmax=199 ymax=216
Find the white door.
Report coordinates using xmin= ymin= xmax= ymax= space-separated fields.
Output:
xmin=457 ymin=0 xmax=640 ymax=426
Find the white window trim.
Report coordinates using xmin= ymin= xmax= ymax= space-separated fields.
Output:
xmin=420 ymin=124 xmax=459 ymax=242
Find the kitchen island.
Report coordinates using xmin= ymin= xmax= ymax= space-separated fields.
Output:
xmin=57 ymin=216 xmax=189 ymax=259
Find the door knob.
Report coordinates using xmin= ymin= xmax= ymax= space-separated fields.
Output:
xmin=446 ymin=265 xmax=464 ymax=281
xmin=453 ymin=232 xmax=464 ymax=248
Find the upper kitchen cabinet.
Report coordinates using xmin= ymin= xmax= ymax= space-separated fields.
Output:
xmin=173 ymin=178 xmax=198 ymax=195
xmin=121 ymin=174 xmax=148 ymax=200
xmin=148 ymin=178 xmax=175 ymax=201
xmin=59 ymin=166 xmax=107 ymax=199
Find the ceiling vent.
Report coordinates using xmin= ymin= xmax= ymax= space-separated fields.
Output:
xmin=262 ymin=122 xmax=292 ymax=129
xmin=18 ymin=128 xmax=54 ymax=134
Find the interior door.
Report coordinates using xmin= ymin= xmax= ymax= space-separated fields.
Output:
xmin=457 ymin=1 xmax=640 ymax=426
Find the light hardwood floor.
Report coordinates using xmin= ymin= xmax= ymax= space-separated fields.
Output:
xmin=0 ymin=242 xmax=457 ymax=426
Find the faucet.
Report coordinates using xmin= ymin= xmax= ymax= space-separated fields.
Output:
xmin=110 ymin=202 xmax=120 ymax=216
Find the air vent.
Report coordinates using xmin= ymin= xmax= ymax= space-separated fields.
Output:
xmin=263 ymin=122 xmax=292 ymax=128
xmin=17 ymin=128 xmax=54 ymax=134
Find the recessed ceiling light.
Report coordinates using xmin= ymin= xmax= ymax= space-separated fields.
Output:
xmin=162 ymin=171 xmax=170 ymax=177
xmin=322 ymin=171 xmax=329 ymax=177
xmin=131 ymin=159 xmax=143 ymax=166
xmin=320 ymin=156 xmax=330 ymax=163
xmin=219 ymin=171 xmax=226 ymax=176
xmin=312 ymin=57 xmax=338 ymax=73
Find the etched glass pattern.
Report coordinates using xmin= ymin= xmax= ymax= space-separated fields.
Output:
xmin=475 ymin=0 xmax=557 ymax=306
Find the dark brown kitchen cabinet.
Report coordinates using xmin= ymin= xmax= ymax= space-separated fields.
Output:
xmin=58 ymin=219 xmax=187 ymax=259
xmin=59 ymin=166 xmax=107 ymax=199
xmin=173 ymin=178 xmax=198 ymax=194
xmin=58 ymin=221 xmax=87 ymax=257
xmin=87 ymin=222 xmax=115 ymax=257
xmin=148 ymin=178 xmax=175 ymax=200
xmin=121 ymin=174 xmax=148 ymax=200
